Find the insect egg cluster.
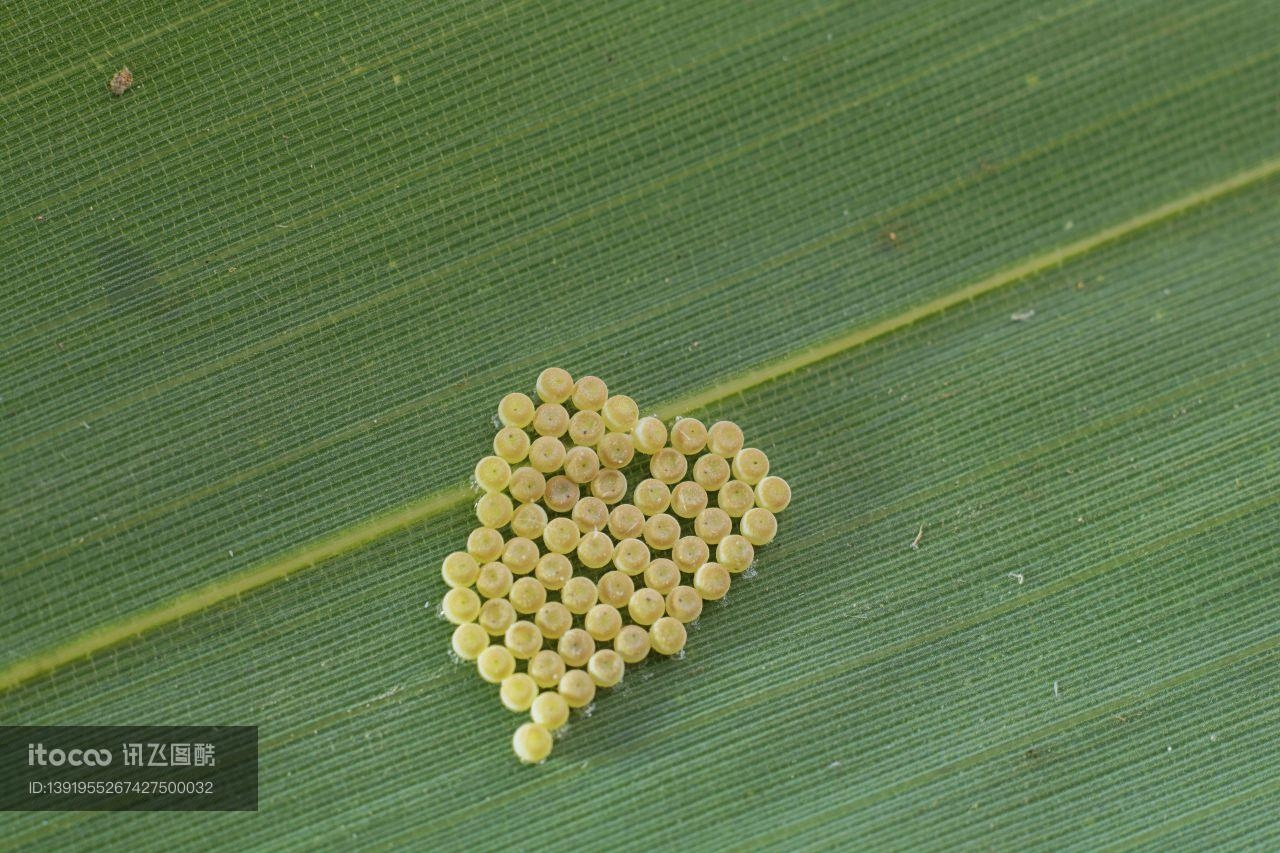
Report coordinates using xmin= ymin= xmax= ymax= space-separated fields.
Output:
xmin=438 ymin=368 xmax=791 ymax=764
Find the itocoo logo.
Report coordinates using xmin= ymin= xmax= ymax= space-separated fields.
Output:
xmin=27 ymin=743 xmax=113 ymax=767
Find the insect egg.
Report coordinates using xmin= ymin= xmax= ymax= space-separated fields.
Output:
xmin=600 ymin=394 xmax=639 ymax=432
xmin=534 ymin=552 xmax=573 ymax=590
xmin=473 ymin=455 xmax=512 ymax=492
xmin=509 ymin=502 xmax=549 ymax=540
xmin=475 ymin=561 xmax=514 ymax=599
xmin=693 ymin=562 xmax=731 ymax=601
xmin=500 ymin=673 xmax=539 ymax=712
xmin=642 ymin=513 xmax=681 ymax=551
xmin=504 ymin=620 xmax=544 ymax=659
xmin=559 ymin=576 xmax=598 ymax=615
xmin=740 ymin=507 xmax=779 ymax=545
xmin=572 ymin=375 xmax=609 ymax=411
xmin=442 ymin=587 xmax=481 ymax=624
xmin=632 ymin=416 xmax=668 ymax=455
xmin=694 ymin=507 xmax=732 ymax=544
xmin=607 ymin=504 xmax=645 ymax=540
xmin=587 ymin=649 xmax=625 ymax=688
xmin=717 ymin=480 xmax=756 ymax=517
xmin=590 ymin=468 xmax=627 ymax=504
xmin=643 ymin=558 xmax=681 ymax=595
xmin=543 ymin=475 xmax=580 ymax=513
xmin=528 ymin=436 xmax=567 ymax=473
xmin=612 ymin=537 xmax=650 ymax=575
xmin=467 ymin=527 xmax=505 ymax=563
xmin=613 ymin=624 xmax=651 ymax=663
xmin=732 ymin=447 xmax=770 ymax=485
xmin=707 ymin=421 xmax=745 ymax=458
xmin=536 ymin=367 xmax=575 ymax=404
xmin=476 ymin=645 xmax=516 ymax=683
xmin=508 ymin=577 xmax=547 ymax=614
xmin=498 ymin=392 xmax=535 ymax=428
xmin=532 ymin=403 xmax=570 ymax=438
xmin=107 ymin=66 xmax=134 ymax=95
xmin=528 ymin=649 xmax=566 ymax=688
xmin=479 ymin=597 xmax=517 ymax=636
xmin=632 ymin=478 xmax=672 ymax=516
xmin=570 ymin=496 xmax=610 ymax=534
xmin=507 ymin=467 xmax=547 ymax=504
xmin=715 ymin=534 xmax=755 ymax=573
xmin=665 ymin=586 xmax=704 ymax=623
xmin=475 ymin=491 xmax=514 ymax=528
xmin=513 ymin=722 xmax=553 ymax=764
xmin=754 ymin=475 xmax=792 ymax=513
xmin=669 ymin=417 xmax=708 ymax=455
xmin=576 ymin=531 xmax=614 ymax=569
xmin=670 ymin=481 xmax=709 ymax=519
xmin=530 ymin=691 xmax=570 ymax=730
xmin=692 ymin=453 xmax=731 ymax=491
xmin=672 ymin=536 xmax=711 ymax=575
xmin=649 ymin=448 xmax=688 ymax=484
xmin=534 ymin=601 xmax=573 ymax=639
xmin=649 ymin=617 xmax=688 ymax=656
xmin=627 ymin=588 xmax=666 ymax=625
xmin=597 ymin=432 xmax=635 ymax=469
xmin=542 ymin=517 xmax=581 ymax=555
xmin=451 ymin=622 xmax=489 ymax=660
xmin=584 ymin=603 xmax=622 ymax=641
xmin=502 ymin=537 xmax=539 ymax=575
xmin=596 ymin=570 xmax=636 ymax=608
xmin=558 ymin=668 xmax=597 ymax=708
xmin=562 ymin=445 xmax=600 ymax=484
xmin=493 ymin=427 xmax=531 ymax=464
xmin=568 ymin=410 xmax=606 ymax=446
xmin=556 ymin=628 xmax=596 ymax=668
xmin=441 ymin=551 xmax=480 ymax=588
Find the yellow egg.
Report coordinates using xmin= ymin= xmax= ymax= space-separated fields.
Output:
xmin=534 ymin=601 xmax=573 ymax=639
xmin=477 ymin=645 xmax=516 ymax=683
xmin=584 ymin=603 xmax=622 ymax=641
xmin=568 ymin=410 xmax=606 ymax=446
xmin=533 ymin=402 xmax=570 ymax=438
xmin=649 ymin=616 xmax=688 ymax=656
xmin=534 ymin=552 xmax=572 ymax=590
xmin=504 ymin=620 xmax=544 ymax=659
xmin=497 ymin=392 xmax=535 ymax=429
xmin=669 ymin=417 xmax=708 ymax=455
xmin=475 ymin=561 xmax=514 ymax=599
xmin=607 ymin=504 xmax=646 ymax=540
xmin=692 ymin=453 xmax=731 ymax=491
xmin=509 ymin=577 xmax=547 ymax=614
xmin=528 ymin=436 xmax=567 ymax=473
xmin=493 ymin=426 xmax=531 ymax=465
xmin=665 ymin=585 xmax=703 ymax=623
xmin=643 ymin=558 xmax=681 ymax=595
xmin=536 ymin=367 xmax=575 ymax=404
xmin=740 ymin=507 xmax=779 ymax=546
xmin=613 ymin=624 xmax=651 ymax=663
xmin=467 ymin=527 xmax=505 ymax=563
xmin=642 ymin=513 xmax=681 ymax=551
xmin=694 ymin=562 xmax=731 ymax=601
xmin=507 ymin=466 xmax=547 ymax=504
xmin=590 ymin=469 xmax=628 ymax=504
xmin=754 ymin=475 xmax=792 ymax=512
xmin=572 ymin=375 xmax=609 ymax=411
xmin=716 ymin=534 xmax=755 ymax=573
xmin=450 ymin=622 xmax=489 ymax=660
xmin=562 ymin=445 xmax=600 ymax=484
xmin=542 ymin=517 xmax=581 ymax=555
xmin=600 ymin=394 xmax=639 ymax=432
xmin=557 ymin=628 xmax=595 ymax=668
xmin=558 ymin=668 xmax=596 ymax=708
xmin=442 ymin=587 xmax=481 ymax=624
xmin=473 ymin=455 xmax=512 ymax=492
xmin=571 ymin=496 xmax=610 ymax=534
xmin=502 ymin=537 xmax=539 ymax=575
xmin=732 ymin=447 xmax=770 ymax=485
xmin=596 ymin=570 xmax=635 ymax=608
xmin=576 ymin=531 xmax=614 ymax=569
xmin=543 ymin=475 xmax=580 ymax=513
xmin=441 ymin=551 xmax=480 ymax=589
xmin=500 ymin=673 xmax=539 ymax=712
xmin=694 ymin=507 xmax=733 ymax=545
xmin=717 ymin=480 xmax=756 ymax=517
xmin=530 ymin=691 xmax=570 ymax=730
xmin=649 ymin=447 xmax=688 ymax=484
xmin=512 ymin=722 xmax=553 ymax=764
xmin=632 ymin=478 xmax=672 ymax=516
xmin=597 ymin=432 xmax=635 ymax=469
xmin=528 ymin=649 xmax=566 ymax=688
xmin=479 ymin=597 xmax=517 ymax=636
xmin=509 ymin=502 xmax=549 ymax=540
xmin=631 ymin=416 xmax=668 ymax=455
xmin=672 ymin=535 xmax=710 ymax=574
xmin=475 ymin=491 xmax=514 ymax=529
xmin=670 ymin=481 xmax=708 ymax=519
xmin=587 ymin=649 xmax=625 ymax=688
xmin=707 ymin=420 xmax=745 ymax=457
xmin=627 ymin=588 xmax=666 ymax=626
xmin=559 ymin=576 xmax=598 ymax=615
xmin=612 ymin=537 xmax=651 ymax=576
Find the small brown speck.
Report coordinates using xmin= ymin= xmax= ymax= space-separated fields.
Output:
xmin=108 ymin=67 xmax=134 ymax=96
xmin=35 ymin=214 xmax=45 ymax=222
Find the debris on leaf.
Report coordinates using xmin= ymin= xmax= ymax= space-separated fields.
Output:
xmin=108 ymin=67 xmax=134 ymax=96
xmin=1010 ymin=309 xmax=1036 ymax=322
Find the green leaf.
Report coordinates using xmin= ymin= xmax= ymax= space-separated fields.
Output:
xmin=2 ymin=0 xmax=1277 ymax=847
